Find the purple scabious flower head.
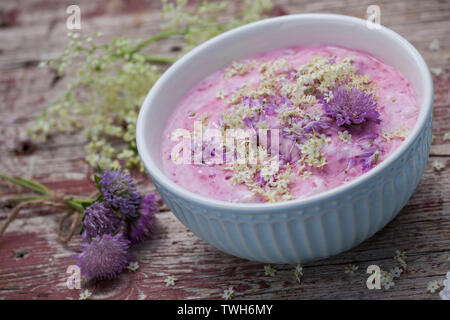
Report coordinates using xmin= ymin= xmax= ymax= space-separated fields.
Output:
xmin=322 ymin=85 xmax=380 ymax=127
xmin=359 ymin=147 xmax=381 ymax=172
xmin=82 ymin=202 xmax=122 ymax=242
xmin=129 ymin=194 xmax=158 ymax=244
xmin=76 ymin=233 xmax=130 ymax=280
xmin=99 ymin=170 xmax=141 ymax=217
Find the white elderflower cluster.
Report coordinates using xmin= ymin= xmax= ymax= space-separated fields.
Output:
xmin=443 ymin=132 xmax=450 ymax=141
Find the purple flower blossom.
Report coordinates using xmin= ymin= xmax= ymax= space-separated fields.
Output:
xmin=100 ymin=170 xmax=141 ymax=217
xmin=76 ymin=233 xmax=130 ymax=280
xmin=322 ymin=85 xmax=380 ymax=127
xmin=82 ymin=202 xmax=122 ymax=242
xmin=129 ymin=194 xmax=158 ymax=244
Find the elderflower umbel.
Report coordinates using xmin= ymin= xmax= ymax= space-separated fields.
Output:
xmin=322 ymin=84 xmax=380 ymax=127
xmin=264 ymin=265 xmax=277 ymax=277
xmin=32 ymin=0 xmax=272 ymax=171
xmin=222 ymin=286 xmax=235 ymax=300
xmin=164 ymin=275 xmax=177 ymax=287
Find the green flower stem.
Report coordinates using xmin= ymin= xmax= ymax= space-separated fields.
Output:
xmin=130 ymin=28 xmax=188 ymax=55
xmin=143 ymin=55 xmax=177 ymax=65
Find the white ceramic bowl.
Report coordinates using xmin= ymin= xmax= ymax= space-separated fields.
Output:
xmin=136 ymin=14 xmax=433 ymax=263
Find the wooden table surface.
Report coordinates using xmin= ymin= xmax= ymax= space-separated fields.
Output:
xmin=0 ymin=0 xmax=449 ymax=300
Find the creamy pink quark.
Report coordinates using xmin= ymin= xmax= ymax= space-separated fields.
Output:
xmin=160 ymin=45 xmax=418 ymax=203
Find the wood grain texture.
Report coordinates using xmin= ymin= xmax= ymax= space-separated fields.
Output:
xmin=0 ymin=0 xmax=449 ymax=300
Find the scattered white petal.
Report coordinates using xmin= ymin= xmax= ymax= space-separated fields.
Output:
xmin=264 ymin=264 xmax=277 ymax=277
xmin=338 ymin=130 xmax=352 ymax=144
xmin=344 ymin=264 xmax=359 ymax=275
xmin=294 ymin=264 xmax=303 ymax=283
xmin=443 ymin=132 xmax=450 ymax=141
xmin=79 ymin=289 xmax=92 ymax=300
xmin=440 ymin=272 xmax=450 ymax=300
xmin=222 ymin=286 xmax=234 ymax=300
xmin=164 ymin=275 xmax=177 ymax=287
xmin=432 ymin=160 xmax=446 ymax=172
xmin=429 ymin=39 xmax=440 ymax=51
xmin=394 ymin=250 xmax=408 ymax=270
xmin=127 ymin=261 xmax=139 ymax=272
xmin=215 ymin=90 xmax=226 ymax=99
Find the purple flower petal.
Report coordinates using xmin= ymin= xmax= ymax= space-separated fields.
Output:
xmin=129 ymin=194 xmax=158 ymax=244
xmin=100 ymin=170 xmax=141 ymax=218
xmin=322 ymin=84 xmax=381 ymax=127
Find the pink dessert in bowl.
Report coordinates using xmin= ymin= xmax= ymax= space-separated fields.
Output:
xmin=161 ymin=45 xmax=418 ymax=203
